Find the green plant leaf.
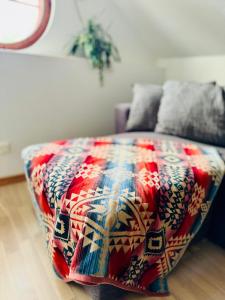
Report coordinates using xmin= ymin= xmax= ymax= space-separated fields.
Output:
xmin=69 ymin=18 xmax=121 ymax=85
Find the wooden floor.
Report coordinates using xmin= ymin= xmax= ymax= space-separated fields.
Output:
xmin=0 ymin=182 xmax=225 ymax=300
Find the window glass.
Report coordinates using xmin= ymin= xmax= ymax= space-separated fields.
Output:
xmin=0 ymin=0 xmax=51 ymax=49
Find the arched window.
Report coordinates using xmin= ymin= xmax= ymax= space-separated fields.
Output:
xmin=0 ymin=0 xmax=51 ymax=50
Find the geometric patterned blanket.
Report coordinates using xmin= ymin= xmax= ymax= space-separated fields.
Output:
xmin=22 ymin=137 xmax=224 ymax=296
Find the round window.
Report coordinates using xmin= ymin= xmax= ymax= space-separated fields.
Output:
xmin=0 ymin=0 xmax=51 ymax=50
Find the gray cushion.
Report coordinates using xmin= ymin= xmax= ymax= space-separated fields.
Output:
xmin=126 ymin=84 xmax=162 ymax=132
xmin=155 ymin=81 xmax=225 ymax=147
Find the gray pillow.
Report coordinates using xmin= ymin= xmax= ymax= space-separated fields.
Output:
xmin=126 ymin=84 xmax=162 ymax=131
xmin=155 ymin=81 xmax=225 ymax=147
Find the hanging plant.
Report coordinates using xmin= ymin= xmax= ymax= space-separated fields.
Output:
xmin=69 ymin=19 xmax=121 ymax=85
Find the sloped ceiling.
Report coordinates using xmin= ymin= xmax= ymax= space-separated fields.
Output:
xmin=26 ymin=0 xmax=225 ymax=59
xmin=113 ymin=0 xmax=225 ymax=58
xmin=26 ymin=0 xmax=153 ymax=62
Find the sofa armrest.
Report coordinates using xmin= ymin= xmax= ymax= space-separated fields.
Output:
xmin=115 ymin=103 xmax=131 ymax=133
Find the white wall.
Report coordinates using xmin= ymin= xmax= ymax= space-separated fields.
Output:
xmin=7 ymin=0 xmax=225 ymax=178
xmin=0 ymin=0 xmax=166 ymax=178
xmin=158 ymin=56 xmax=225 ymax=85
xmin=0 ymin=51 xmax=163 ymax=178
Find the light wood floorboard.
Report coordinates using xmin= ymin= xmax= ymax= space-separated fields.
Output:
xmin=0 ymin=182 xmax=225 ymax=300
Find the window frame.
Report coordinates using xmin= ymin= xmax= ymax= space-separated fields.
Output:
xmin=0 ymin=0 xmax=52 ymax=50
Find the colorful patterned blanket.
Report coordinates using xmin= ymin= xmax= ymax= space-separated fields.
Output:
xmin=22 ymin=137 xmax=224 ymax=296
